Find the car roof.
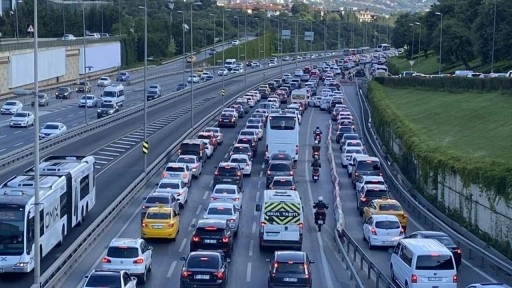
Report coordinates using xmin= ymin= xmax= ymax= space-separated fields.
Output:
xmin=196 ymin=218 xmax=227 ymax=227
xmin=272 ymin=176 xmax=294 ymax=181
xmin=274 ymin=250 xmax=307 ymax=262
xmin=411 ymin=231 xmax=450 ymax=238
xmin=166 ymin=162 xmax=187 ymax=167
xmin=363 ymin=184 xmax=388 ymax=190
xmin=159 ymin=178 xmax=182 ymax=184
xmin=213 ymin=184 xmax=238 ymax=190
xmin=207 ymin=202 xmax=235 ymax=209
xmin=109 ymin=238 xmax=141 ymax=247
xmin=362 ymin=176 xmax=385 ymax=181
xmin=370 ymin=214 xmax=399 ymax=221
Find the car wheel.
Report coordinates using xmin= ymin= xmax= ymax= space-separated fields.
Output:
xmin=139 ymin=270 xmax=147 ymax=284
xmin=368 ymin=237 xmax=374 ymax=250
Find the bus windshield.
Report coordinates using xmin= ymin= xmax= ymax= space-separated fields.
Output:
xmin=268 ymin=116 xmax=296 ymax=130
xmin=0 ymin=206 xmax=25 ymax=255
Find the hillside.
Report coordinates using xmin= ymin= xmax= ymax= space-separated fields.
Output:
xmin=327 ymin=0 xmax=437 ymax=14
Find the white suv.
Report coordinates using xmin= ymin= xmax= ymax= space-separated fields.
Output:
xmin=100 ymin=238 xmax=153 ymax=284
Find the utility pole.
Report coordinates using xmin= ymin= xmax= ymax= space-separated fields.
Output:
xmin=33 ymin=0 xmax=41 ymax=285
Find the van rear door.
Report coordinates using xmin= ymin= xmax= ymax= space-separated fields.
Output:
xmin=262 ymin=202 xmax=301 ymax=242
xmin=414 ymin=254 xmax=457 ymax=285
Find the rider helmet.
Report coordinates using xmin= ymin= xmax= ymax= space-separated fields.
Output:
xmin=318 ymin=196 xmax=323 ymax=202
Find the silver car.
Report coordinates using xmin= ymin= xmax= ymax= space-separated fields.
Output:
xmin=1 ymin=100 xmax=23 ymax=115
xmin=203 ymin=127 xmax=224 ymax=145
xmin=175 ymin=155 xmax=202 ymax=178
xmin=155 ymin=179 xmax=189 ymax=208
xmin=210 ymin=184 xmax=243 ymax=210
xmin=203 ymin=202 xmax=240 ymax=235
xmin=78 ymin=95 xmax=99 ymax=107
xmin=141 ymin=192 xmax=179 ymax=218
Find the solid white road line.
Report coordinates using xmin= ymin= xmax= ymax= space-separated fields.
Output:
xmin=110 ymin=143 xmax=131 ymax=148
xmin=178 ymin=238 xmax=187 ymax=253
xmin=167 ymin=260 xmax=177 ymax=278
xmin=116 ymin=140 xmax=136 ymax=145
xmin=104 ymin=147 xmax=125 ymax=152
xmin=14 ymin=142 xmax=23 ymax=146
xmin=251 ymin=222 xmax=257 ymax=234
xmin=97 ymin=151 xmax=119 ymax=156
xmin=255 ymin=191 xmax=260 ymax=202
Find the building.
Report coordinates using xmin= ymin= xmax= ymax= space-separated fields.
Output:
xmin=356 ymin=8 xmax=377 ymax=22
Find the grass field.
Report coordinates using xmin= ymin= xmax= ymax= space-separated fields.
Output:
xmin=203 ymin=34 xmax=272 ymax=65
xmin=388 ymin=53 xmax=512 ymax=75
xmin=380 ymin=86 xmax=512 ymax=163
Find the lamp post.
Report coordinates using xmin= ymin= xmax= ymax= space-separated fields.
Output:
xmin=255 ymin=17 xmax=260 ymax=61
xmin=222 ymin=9 xmax=226 ymax=105
xmin=435 ymin=12 xmax=443 ymax=75
xmin=178 ymin=11 xmax=185 ymax=86
xmin=323 ymin=22 xmax=326 ymax=52
xmin=190 ymin=2 xmax=202 ymax=128
xmin=234 ymin=16 xmax=240 ymax=61
xmin=263 ymin=18 xmax=266 ymax=62
xmin=168 ymin=0 xmax=175 ymax=46
xmin=244 ymin=14 xmax=247 ymax=91
xmin=209 ymin=13 xmax=216 ymax=75
xmin=62 ymin=5 xmax=66 ymax=35
xmin=82 ymin=1 xmax=90 ymax=125
xmin=409 ymin=23 xmax=415 ymax=60
xmin=309 ymin=21 xmax=313 ymax=65
xmin=491 ymin=0 xmax=496 ymax=73
xmin=295 ymin=20 xmax=299 ymax=68
xmin=138 ymin=1 xmax=148 ymax=172
xmin=15 ymin=0 xmax=20 ymax=43
xmin=337 ymin=21 xmax=341 ymax=51
xmin=33 ymin=0 xmax=41 ymax=285
xmin=415 ymin=22 xmax=422 ymax=58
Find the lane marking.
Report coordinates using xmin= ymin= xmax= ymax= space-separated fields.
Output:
xmin=224 ymin=153 xmax=228 ymax=158
xmin=209 ymin=180 xmax=213 ymax=188
xmin=95 ymin=160 xmax=108 ymax=164
xmin=251 ymin=222 xmax=257 ymax=234
xmin=255 ymin=191 xmax=260 ymax=202
xmin=261 ymin=163 xmax=265 ymax=169
xmin=166 ymin=260 xmax=177 ymax=278
xmin=109 ymin=144 xmax=131 ymax=148
xmin=97 ymin=151 xmax=119 ymax=156
xmin=122 ymin=137 xmax=141 ymax=141
xmin=259 ymin=171 xmax=263 ymax=177
xmin=94 ymin=165 xmax=102 ymax=169
xmin=246 ymin=262 xmax=252 ymax=282
xmin=0 ymin=148 xmax=7 ymax=152
xmin=104 ymin=147 xmax=125 ymax=152
xmin=116 ymin=140 xmax=136 ymax=145
xmin=0 ymin=135 xmax=5 ymax=139
xmin=203 ymin=191 xmax=209 ymax=199
xmin=14 ymin=142 xmax=24 ymax=146
xmin=178 ymin=238 xmax=187 ymax=253
xmin=196 ymin=205 xmax=203 ymax=215
xmin=257 ymin=180 xmax=261 ymax=189
xmin=92 ymin=155 xmax=114 ymax=159
xmin=13 ymin=130 xmax=21 ymax=134
xmin=189 ymin=218 xmax=196 ymax=231
xmin=248 ymin=240 xmax=254 ymax=256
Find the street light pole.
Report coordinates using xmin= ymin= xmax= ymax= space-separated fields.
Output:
xmin=138 ymin=1 xmax=148 ymax=172
xmin=209 ymin=13 xmax=216 ymax=75
xmin=435 ymin=12 xmax=443 ymax=75
xmin=491 ymin=0 xmax=496 ymax=73
xmin=263 ymin=18 xmax=266 ymax=61
xmin=410 ymin=23 xmax=415 ymax=60
xmin=295 ymin=20 xmax=298 ymax=68
xmin=178 ymin=11 xmax=185 ymax=86
xmin=15 ymin=0 xmax=20 ymax=43
xmin=33 ymin=0 xmax=41 ymax=284
xmin=190 ymin=2 xmax=202 ymax=128
xmin=244 ymin=14 xmax=247 ymax=91
xmin=256 ymin=18 xmax=260 ymax=61
xmin=222 ymin=9 xmax=225 ymax=105
xmin=415 ymin=22 xmax=421 ymax=58
xmin=236 ymin=16 xmax=240 ymax=61
xmin=82 ymin=2 xmax=89 ymax=125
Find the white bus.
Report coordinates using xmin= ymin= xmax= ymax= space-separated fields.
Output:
xmin=265 ymin=112 xmax=300 ymax=162
xmin=0 ymin=155 xmax=95 ymax=273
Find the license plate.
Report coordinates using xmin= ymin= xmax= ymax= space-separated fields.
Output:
xmin=313 ymin=176 xmax=319 ymax=180
xmin=382 ymin=241 xmax=393 ymax=244
xmin=283 ymin=278 xmax=298 ymax=282
xmin=266 ymin=232 xmax=279 ymax=237
xmin=152 ymin=224 xmax=164 ymax=229
xmin=194 ymin=274 xmax=210 ymax=279
xmin=317 ymin=220 xmax=324 ymax=224
xmin=204 ymin=239 xmax=217 ymax=244
xmin=428 ymin=277 xmax=442 ymax=281
xmin=223 ymin=119 xmax=229 ymax=122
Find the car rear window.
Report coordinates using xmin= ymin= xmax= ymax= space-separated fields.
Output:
xmin=86 ymin=274 xmax=121 ymax=288
xmin=378 ymin=204 xmax=402 ymax=211
xmin=145 ymin=196 xmax=170 ymax=204
xmin=269 ymin=163 xmax=291 ymax=172
xmin=364 ymin=189 xmax=388 ymax=198
xmin=207 ymin=207 xmax=233 ymax=216
xmin=271 ymin=154 xmax=292 ymax=161
xmin=166 ymin=166 xmax=185 ymax=172
xmin=187 ymin=255 xmax=220 ymax=269
xmin=375 ymin=220 xmax=400 ymax=229
xmin=106 ymin=247 xmax=139 ymax=258
xmin=146 ymin=212 xmax=172 ymax=220
xmin=217 ymin=167 xmax=239 ymax=175
xmin=415 ymin=255 xmax=454 ymax=270
xmin=196 ymin=227 xmax=225 ymax=237
xmin=272 ymin=179 xmax=293 ymax=186
xmin=214 ymin=188 xmax=236 ymax=194
xmin=357 ymin=161 xmax=381 ymax=171
xmin=275 ymin=262 xmax=305 ymax=274
xmin=230 ymin=158 xmax=247 ymax=164
xmin=158 ymin=182 xmax=180 ymax=189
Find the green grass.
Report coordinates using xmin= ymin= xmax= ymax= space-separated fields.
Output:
xmin=389 ymin=52 xmax=512 ymax=75
xmin=380 ymin=86 xmax=512 ymax=163
xmin=202 ymin=34 xmax=272 ymax=65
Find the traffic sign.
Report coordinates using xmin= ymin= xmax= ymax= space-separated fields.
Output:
xmin=142 ymin=141 xmax=149 ymax=154
xmin=27 ymin=25 xmax=34 ymax=33
xmin=409 ymin=60 xmax=415 ymax=67
xmin=221 ymin=88 xmax=225 ymax=97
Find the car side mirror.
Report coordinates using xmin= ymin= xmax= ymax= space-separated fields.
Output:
xmin=309 ymin=260 xmax=315 ymax=264
xmin=255 ymin=204 xmax=262 ymax=212
xmin=131 ymin=276 xmax=137 ymax=282
xmin=143 ymin=196 xmax=147 ymax=200
xmin=180 ymin=256 xmax=186 ymax=261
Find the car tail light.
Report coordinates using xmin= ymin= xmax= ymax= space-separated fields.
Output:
xmin=161 ymin=172 xmax=166 ymax=178
xmin=370 ymin=227 xmax=377 ymax=235
xmin=192 ymin=235 xmax=200 ymax=242
xmin=452 ymin=274 xmax=457 ymax=283
xmin=214 ymin=271 xmax=224 ymax=279
xmin=267 ymin=171 xmax=271 ymax=175
xmin=181 ymin=270 xmax=192 ymax=277
xmin=176 ymin=191 xmax=183 ymax=196
xmin=233 ymin=197 xmax=240 ymax=201
xmin=211 ymin=196 xmax=218 ymax=201
xmin=454 ymin=248 xmax=461 ymax=254
xmin=167 ymin=223 xmax=175 ymax=228
xmin=411 ymin=274 xmax=417 ymax=283
xmin=298 ymin=223 xmax=303 ymax=229
xmin=228 ymin=219 xmax=235 ymax=223
xmin=214 ymin=171 xmax=219 ymax=176
xmin=260 ymin=221 xmax=265 ymax=227
xmin=246 ymin=163 xmax=249 ymax=167
xmin=360 ymin=197 xmax=367 ymax=202
xmin=133 ymin=258 xmax=144 ymax=264
xmin=101 ymin=257 xmax=111 ymax=263
xmin=291 ymin=186 xmax=296 ymax=190
xmin=269 ymin=186 xmax=273 ymax=189
xmin=289 ymin=171 xmax=294 ymax=176
xmin=222 ymin=236 xmax=230 ymax=243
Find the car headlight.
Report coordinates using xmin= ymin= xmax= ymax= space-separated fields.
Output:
xmin=108 ymin=110 xmax=113 ymax=114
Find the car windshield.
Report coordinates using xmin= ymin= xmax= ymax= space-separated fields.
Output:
xmin=246 ymin=125 xmax=259 ymax=130
xmin=146 ymin=212 xmax=172 ymax=220
xmin=4 ymin=101 xmax=16 ymax=106
xmin=374 ymin=220 xmax=400 ymax=229
xmin=415 ymin=255 xmax=454 ymax=270
xmin=57 ymin=88 xmax=68 ymax=93
xmin=187 ymin=255 xmax=220 ymax=269
xmin=106 ymin=247 xmax=139 ymax=258
xmin=207 ymin=207 xmax=233 ymax=216
xmin=214 ymin=188 xmax=236 ymax=195
xmin=37 ymin=94 xmax=46 ymax=99
xmin=86 ymin=274 xmax=121 ymax=288
xmin=13 ymin=112 xmax=28 ymax=117
xmin=81 ymin=95 xmax=95 ymax=100
xmin=204 ymin=128 xmax=218 ymax=133
xmin=0 ymin=206 xmax=25 ymax=255
xmin=43 ymin=124 xmax=59 ymax=130
xmin=101 ymin=104 xmax=115 ymax=109
xmin=148 ymin=90 xmax=158 ymax=95
xmin=232 ymin=146 xmax=249 ymax=153
xmin=220 ymin=113 xmax=233 ymax=118
xmin=269 ymin=163 xmax=290 ymax=172
xmin=346 ymin=142 xmax=362 ymax=147
xmin=145 ymin=196 xmax=170 ymax=204
xmin=271 ymin=154 xmax=292 ymax=161
xmin=158 ymin=182 xmax=180 ymax=189
xmin=344 ymin=134 xmax=359 ymax=141
xmin=100 ymin=77 xmax=108 ymax=81
xmin=275 ymin=262 xmax=305 ymax=274
xmin=345 ymin=149 xmax=362 ymax=155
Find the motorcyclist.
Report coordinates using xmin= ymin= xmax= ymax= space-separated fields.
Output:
xmin=313 ymin=196 xmax=329 ymax=225
xmin=312 ymin=141 xmax=320 ymax=159
xmin=314 ymin=126 xmax=322 ymax=135
xmin=311 ymin=157 xmax=321 ymax=169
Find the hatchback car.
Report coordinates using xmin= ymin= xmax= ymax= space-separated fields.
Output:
xmin=39 ymin=122 xmax=67 ymax=139
xmin=203 ymin=127 xmax=224 ymax=145
xmin=228 ymin=154 xmax=252 ymax=176
xmin=363 ymin=214 xmax=404 ymax=249
xmin=180 ymin=251 xmax=229 ymax=288
xmin=9 ymin=111 xmax=34 ymax=128
xmin=176 ymin=82 xmax=190 ymax=91
xmin=97 ymin=103 xmax=119 ymax=119
xmin=155 ymin=178 xmax=188 ymax=208
xmin=176 ymin=155 xmax=203 ymax=178
xmin=83 ymin=270 xmax=137 ymax=288
xmin=406 ymin=231 xmax=462 ymax=268
xmin=79 ymin=95 xmax=99 ymax=107
xmin=269 ymin=176 xmax=296 ymax=190
xmin=31 ymin=93 xmax=49 ymax=106
xmin=210 ymin=184 xmax=243 ymax=210
xmin=266 ymin=160 xmax=294 ymax=188
xmin=100 ymin=238 xmax=153 ymax=284
xmin=97 ymin=76 xmax=112 ymax=87
xmin=161 ymin=163 xmax=192 ymax=186
xmin=230 ymin=144 xmax=253 ymax=160
xmin=141 ymin=192 xmax=179 ymax=219
xmin=266 ymin=250 xmax=314 ymax=288
xmin=203 ymin=202 xmax=240 ymax=235
xmin=190 ymin=219 xmax=234 ymax=257
xmin=217 ymin=113 xmax=237 ymax=128
xmin=1 ymin=100 xmax=23 ymax=115
xmin=213 ymin=162 xmax=244 ymax=190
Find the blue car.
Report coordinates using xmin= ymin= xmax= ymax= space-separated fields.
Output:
xmin=176 ymin=82 xmax=190 ymax=91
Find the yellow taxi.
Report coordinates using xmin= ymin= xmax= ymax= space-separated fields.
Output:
xmin=362 ymin=197 xmax=407 ymax=231
xmin=141 ymin=206 xmax=180 ymax=241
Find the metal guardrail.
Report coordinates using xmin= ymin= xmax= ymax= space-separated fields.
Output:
xmin=33 ymin=69 xmax=276 ymax=288
xmin=0 ymin=36 xmax=125 ymax=52
xmin=327 ymin=121 xmax=391 ymax=288
xmin=355 ymin=80 xmax=512 ymax=281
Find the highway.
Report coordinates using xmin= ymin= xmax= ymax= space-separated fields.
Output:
xmin=58 ymin=85 xmax=360 ymax=288
xmin=0 ymin=37 xmax=254 ymax=154
xmin=0 ymin=58 xmax=356 ymax=288
xmin=330 ymin=83 xmax=504 ymax=287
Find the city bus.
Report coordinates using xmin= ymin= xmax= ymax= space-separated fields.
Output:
xmin=265 ymin=112 xmax=300 ymax=162
xmin=0 ymin=155 xmax=96 ymax=273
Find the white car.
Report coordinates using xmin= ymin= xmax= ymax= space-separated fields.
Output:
xmin=243 ymin=96 xmax=255 ymax=107
xmin=100 ymin=238 xmax=153 ymax=284
xmin=161 ymin=163 xmax=192 ymax=186
xmin=341 ymin=147 xmax=364 ymax=167
xmin=148 ymin=84 xmax=161 ymax=93
xmin=9 ymin=111 xmax=34 ymax=128
xmin=238 ymin=129 xmax=258 ymax=142
xmin=62 ymin=34 xmax=76 ymax=40
xmin=155 ymin=178 xmax=189 ymax=208
xmin=78 ymin=95 xmax=99 ymax=108
xmin=231 ymin=40 xmax=240 ymax=45
xmin=200 ymin=72 xmax=212 ymax=80
xmin=196 ymin=139 xmax=214 ymax=159
xmin=217 ymin=68 xmax=229 ymax=76
xmin=175 ymin=155 xmax=202 ymax=178
xmin=203 ymin=202 xmax=240 ymax=234
xmin=363 ymin=214 xmax=404 ymax=249
xmin=244 ymin=124 xmax=263 ymax=140
xmin=354 ymin=176 xmax=386 ymax=194
xmin=97 ymin=76 xmax=112 ymax=87
xmin=210 ymin=184 xmax=243 ymax=210
xmin=222 ymin=108 xmax=238 ymax=119
xmin=230 ymin=66 xmax=243 ymax=74
xmin=83 ymin=270 xmax=137 ymax=288
xmin=229 ymin=154 xmax=252 ymax=176
xmin=1 ymin=100 xmax=23 ymax=115
xmin=251 ymin=62 xmax=261 ymax=68
xmin=203 ymin=127 xmax=224 ymax=145
xmin=342 ymin=140 xmax=364 ymax=152
xmin=294 ymin=69 xmax=304 ymax=77
xmin=39 ymin=122 xmax=67 ymax=139
xmin=187 ymin=74 xmax=200 ymax=83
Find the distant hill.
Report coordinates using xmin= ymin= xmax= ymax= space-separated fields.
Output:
xmin=327 ymin=0 xmax=438 ymax=14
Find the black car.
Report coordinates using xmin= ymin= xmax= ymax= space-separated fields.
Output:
xmin=97 ymin=103 xmax=119 ymax=119
xmin=354 ymin=69 xmax=366 ymax=78
xmin=235 ymin=137 xmax=257 ymax=155
xmin=230 ymin=104 xmax=245 ymax=118
xmin=266 ymin=250 xmax=314 ymax=288
xmin=265 ymin=160 xmax=294 ymax=188
xmin=189 ymin=219 xmax=234 ymax=258
xmin=213 ymin=162 xmax=243 ymax=190
xmin=356 ymin=185 xmax=389 ymax=215
xmin=217 ymin=113 xmax=237 ymax=128
xmin=180 ymin=251 xmax=229 ymax=288
xmin=268 ymin=152 xmax=295 ymax=168
xmin=335 ymin=126 xmax=356 ymax=143
xmin=55 ymin=87 xmax=72 ymax=99
xmin=258 ymin=88 xmax=268 ymax=99
xmin=406 ymin=231 xmax=462 ymax=268
xmin=176 ymin=82 xmax=190 ymax=91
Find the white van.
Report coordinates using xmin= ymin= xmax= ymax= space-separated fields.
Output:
xmin=255 ymin=190 xmax=303 ymax=250
xmin=390 ymin=238 xmax=458 ymax=288
xmin=102 ymin=84 xmax=125 ymax=106
xmin=224 ymin=59 xmax=237 ymax=71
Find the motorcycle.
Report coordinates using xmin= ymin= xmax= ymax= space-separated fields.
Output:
xmin=314 ymin=210 xmax=326 ymax=232
xmin=314 ymin=133 xmax=321 ymax=144
xmin=312 ymin=167 xmax=320 ymax=183
xmin=312 ymin=151 xmax=320 ymax=161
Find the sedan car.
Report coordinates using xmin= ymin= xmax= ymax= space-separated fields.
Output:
xmin=217 ymin=113 xmax=237 ymax=128
xmin=217 ymin=68 xmax=229 ymax=76
xmin=79 ymin=95 xmax=99 ymax=108
xmin=55 ymin=87 xmax=73 ymax=99
xmin=363 ymin=214 xmax=404 ymax=249
xmin=116 ymin=71 xmax=130 ymax=82
xmin=9 ymin=111 xmax=35 ymax=128
xmin=179 ymin=251 xmax=229 ymax=288
xmin=176 ymin=82 xmax=190 ymax=91
xmin=363 ymin=198 xmax=407 ymax=231
xmin=31 ymin=93 xmax=49 ymax=107
xmin=228 ymin=154 xmax=252 ymax=176
xmin=141 ymin=193 xmax=180 ymax=219
xmin=76 ymin=81 xmax=92 ymax=93
xmin=155 ymin=178 xmax=189 ymax=208
xmin=176 ymin=155 xmax=203 ymax=178
xmin=203 ymin=127 xmax=224 ymax=145
xmin=210 ymin=184 xmax=243 ymax=210
xmin=97 ymin=76 xmax=112 ymax=87
xmin=187 ymin=74 xmax=200 ymax=83
xmin=1 ymin=100 xmax=23 ymax=115
xmin=244 ymin=124 xmax=263 ymax=140
xmin=203 ymin=202 xmax=240 ymax=235
xmin=266 ymin=251 xmax=314 ymax=288
xmin=341 ymin=147 xmax=364 ymax=167
xmin=83 ymin=270 xmax=137 ymax=288
xmin=96 ymin=103 xmax=119 ymax=119
xmin=39 ymin=122 xmax=67 ymax=139
xmin=141 ymin=206 xmax=180 ymax=241
xmin=146 ymin=88 xmax=161 ymax=101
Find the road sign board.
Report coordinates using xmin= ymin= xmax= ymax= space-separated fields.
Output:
xmin=27 ymin=25 xmax=34 ymax=33
xmin=304 ymin=31 xmax=314 ymax=41
xmin=142 ymin=141 xmax=149 ymax=154
xmin=281 ymin=30 xmax=291 ymax=40
xmin=409 ymin=60 xmax=415 ymax=67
